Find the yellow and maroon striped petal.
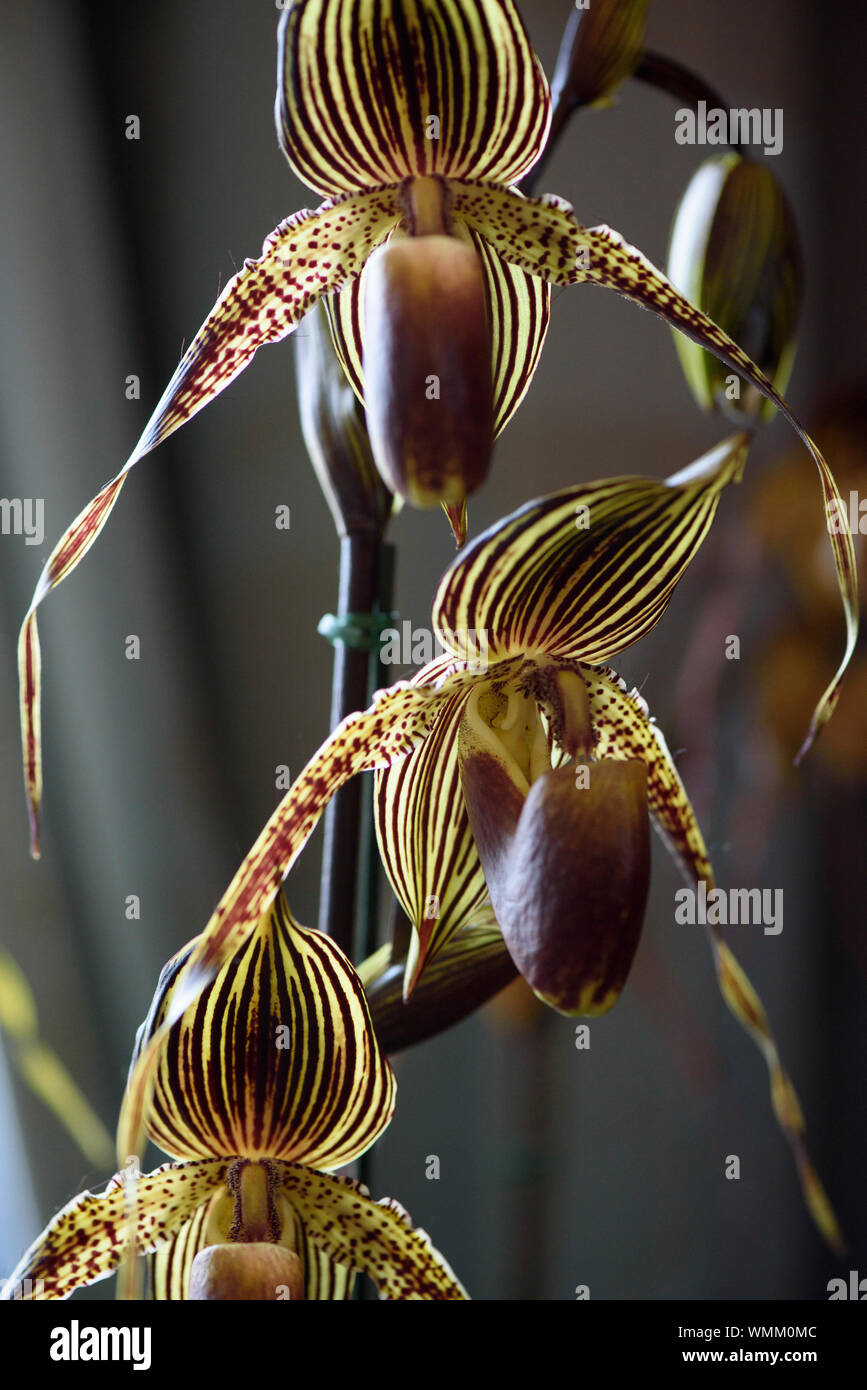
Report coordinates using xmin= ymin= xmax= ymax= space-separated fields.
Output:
xmin=275 ymin=1163 xmax=468 ymax=1299
xmin=118 ymin=670 xmax=469 ymax=1165
xmin=374 ymin=669 xmax=490 ymax=995
xmin=149 ymin=1179 xmax=355 ymax=1299
xmin=148 ymin=1198 xmax=211 ymax=1301
xmin=137 ymin=893 xmax=395 ymax=1170
xmin=433 ymin=434 xmax=749 ymax=664
xmin=324 ymin=224 xmax=549 ymax=444
xmin=471 ymin=226 xmax=551 ymax=436
xmin=451 ymin=180 xmax=858 ymax=751
xmin=0 ymin=1160 xmax=225 ymax=1301
xmin=18 ymin=187 xmax=401 ymax=857
xmin=275 ymin=0 xmax=550 ymax=198
xmin=584 ymin=664 xmax=844 ymax=1252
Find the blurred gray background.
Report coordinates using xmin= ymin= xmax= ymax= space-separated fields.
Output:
xmin=1 ymin=0 xmax=865 ymax=1299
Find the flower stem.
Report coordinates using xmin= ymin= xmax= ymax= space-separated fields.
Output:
xmin=633 ymin=50 xmax=747 ymax=156
xmin=317 ymin=532 xmax=385 ymax=957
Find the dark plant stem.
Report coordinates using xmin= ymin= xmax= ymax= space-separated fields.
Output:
xmin=317 ymin=531 xmax=383 ymax=957
xmin=524 ymin=48 xmax=746 ymax=200
xmin=633 ymin=50 xmax=747 ymax=156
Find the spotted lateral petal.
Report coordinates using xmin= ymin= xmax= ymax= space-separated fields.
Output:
xmin=433 ymin=435 xmax=748 ymax=663
xmin=374 ymin=663 xmax=492 ymax=994
xmin=118 ymin=673 xmax=468 ymax=1165
xmin=276 ymin=1164 xmax=468 ymax=1299
xmin=451 ymin=180 xmax=858 ymax=750
xmin=324 ymin=224 xmax=550 ymax=443
xmin=584 ymin=665 xmax=844 ymax=1252
xmin=18 ymin=187 xmax=401 ymax=857
xmin=366 ymin=910 xmax=517 ymax=1053
xmin=276 ymin=0 xmax=550 ymax=198
xmin=136 ymin=893 xmax=395 ymax=1170
xmin=0 ymin=1160 xmax=225 ymax=1300
xmin=149 ymin=1189 xmax=355 ymax=1300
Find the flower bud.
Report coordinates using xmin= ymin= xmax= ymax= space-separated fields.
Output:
xmin=362 ymin=233 xmax=494 ymax=523
xmin=550 ymin=0 xmax=650 ymax=112
xmin=667 ymin=154 xmax=803 ymax=422
xmin=295 ymin=300 xmax=392 ymax=539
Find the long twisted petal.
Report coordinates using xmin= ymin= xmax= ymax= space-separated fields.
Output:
xmin=585 ymin=665 xmax=844 ymax=1252
xmin=451 ymin=180 xmax=858 ymax=751
xmin=18 ymin=187 xmax=401 ymax=855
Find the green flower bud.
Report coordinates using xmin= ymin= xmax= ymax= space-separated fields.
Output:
xmin=667 ymin=154 xmax=803 ymax=423
xmin=550 ymin=0 xmax=650 ymax=112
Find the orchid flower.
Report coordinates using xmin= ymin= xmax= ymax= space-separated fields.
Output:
xmin=2 ymin=895 xmax=466 ymax=1301
xmin=112 ymin=433 xmax=841 ymax=1252
xmin=18 ymin=0 xmax=857 ymax=858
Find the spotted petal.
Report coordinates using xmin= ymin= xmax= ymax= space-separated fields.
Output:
xmin=275 ymin=1163 xmax=468 ymax=1299
xmin=0 ymin=1160 xmax=225 ymax=1300
xmin=451 ymin=180 xmax=858 ymax=751
xmin=118 ymin=672 xmax=470 ymax=1164
xmin=276 ymin=0 xmax=550 ymax=198
xmin=136 ymin=893 xmax=395 ymax=1171
xmin=433 ymin=434 xmax=749 ymax=663
xmin=584 ymin=665 xmax=844 ymax=1252
xmin=18 ymin=187 xmax=401 ymax=856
